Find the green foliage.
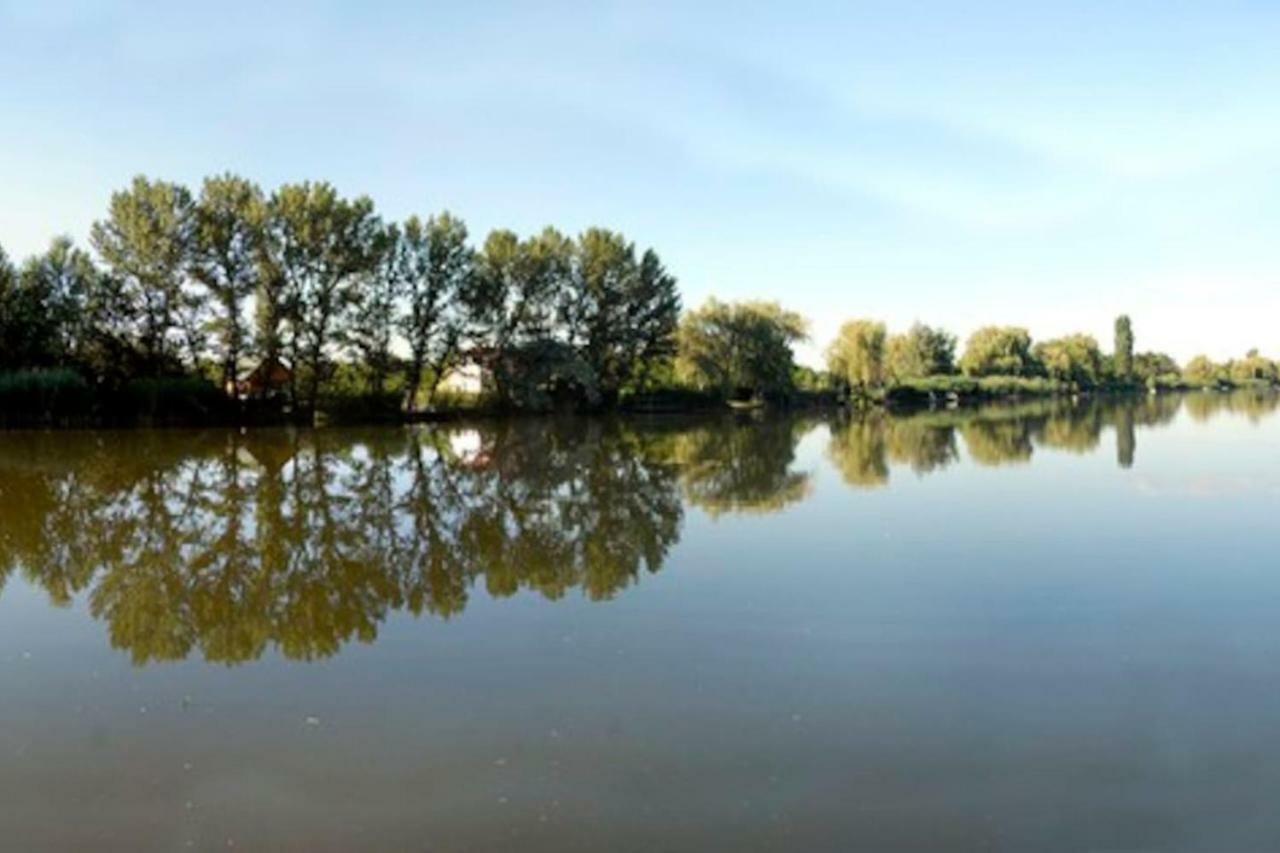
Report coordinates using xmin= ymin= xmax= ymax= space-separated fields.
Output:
xmin=117 ymin=376 xmax=228 ymax=420
xmin=1113 ymin=314 xmax=1134 ymax=379
xmin=90 ymin=176 xmax=199 ymax=371
xmin=398 ymin=212 xmax=471 ymax=409
xmin=960 ymin=326 xmax=1036 ymax=377
xmin=1033 ymin=334 xmax=1103 ymax=385
xmin=1183 ymin=354 xmax=1224 ymax=387
xmin=261 ymin=182 xmax=382 ymax=411
xmin=792 ymin=364 xmax=836 ymax=392
xmin=1229 ymin=349 xmax=1278 ymax=384
xmin=345 ymin=223 xmax=402 ymax=395
xmin=466 ymin=227 xmax=570 ymax=352
xmin=10 ymin=172 xmax=1276 ymax=428
xmin=493 ymin=338 xmax=602 ymax=412
xmin=676 ymin=299 xmax=808 ymax=398
xmin=885 ymin=322 xmax=956 ymax=381
xmin=563 ymin=229 xmax=680 ymax=398
xmin=0 ymin=369 xmax=92 ymax=424
xmin=1133 ymin=351 xmax=1180 ymax=387
xmin=191 ymin=173 xmax=265 ymax=392
xmin=827 ymin=319 xmax=886 ymax=391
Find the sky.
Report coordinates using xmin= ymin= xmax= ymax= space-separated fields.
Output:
xmin=2 ymin=0 xmax=1279 ymax=364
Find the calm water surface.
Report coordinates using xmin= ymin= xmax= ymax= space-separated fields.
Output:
xmin=1 ymin=392 xmax=1279 ymax=851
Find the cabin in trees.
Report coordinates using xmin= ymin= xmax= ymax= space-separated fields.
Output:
xmin=234 ymin=357 xmax=293 ymax=399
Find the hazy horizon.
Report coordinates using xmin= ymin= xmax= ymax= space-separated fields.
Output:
xmin=3 ymin=1 xmax=1279 ymax=365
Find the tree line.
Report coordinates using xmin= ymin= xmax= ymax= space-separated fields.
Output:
xmin=0 ymin=174 xmax=680 ymax=416
xmin=3 ymin=175 xmax=1277 ymax=423
xmin=676 ymin=304 xmax=1276 ymax=400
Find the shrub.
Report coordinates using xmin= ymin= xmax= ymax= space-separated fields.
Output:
xmin=0 ymin=369 xmax=93 ymax=425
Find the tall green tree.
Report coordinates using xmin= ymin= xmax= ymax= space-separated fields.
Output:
xmin=90 ymin=176 xmax=198 ymax=372
xmin=1113 ymin=314 xmax=1134 ymax=381
xmin=959 ymin=326 xmax=1036 ymax=377
xmin=345 ymin=223 xmax=401 ymax=395
xmin=190 ymin=174 xmax=265 ymax=396
xmin=827 ymin=319 xmax=887 ymax=392
xmin=676 ymin=299 xmax=807 ymax=398
xmin=0 ymin=245 xmax=32 ymax=368
xmin=399 ymin=212 xmax=472 ymax=410
xmin=261 ymin=182 xmax=382 ymax=411
xmin=563 ymin=229 xmax=680 ymax=397
xmin=20 ymin=238 xmax=103 ymax=368
xmin=885 ymin=322 xmax=956 ymax=380
xmin=464 ymin=227 xmax=572 ymax=394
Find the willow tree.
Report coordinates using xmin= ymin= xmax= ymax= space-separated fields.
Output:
xmin=885 ymin=322 xmax=956 ymax=380
xmin=1033 ymin=334 xmax=1103 ymax=385
xmin=827 ymin=319 xmax=886 ymax=393
xmin=90 ymin=176 xmax=198 ymax=372
xmin=1182 ymin=355 xmax=1222 ymax=387
xmin=959 ymin=326 xmax=1036 ymax=377
xmin=676 ymin=299 xmax=807 ymax=399
xmin=190 ymin=174 xmax=265 ymax=395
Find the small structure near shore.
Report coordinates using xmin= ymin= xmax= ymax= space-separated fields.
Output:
xmin=235 ymin=358 xmax=293 ymax=400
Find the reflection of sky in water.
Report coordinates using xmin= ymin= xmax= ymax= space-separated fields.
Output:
xmin=1 ymin=391 xmax=1278 ymax=850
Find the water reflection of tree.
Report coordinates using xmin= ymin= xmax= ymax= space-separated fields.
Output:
xmin=1184 ymin=389 xmax=1280 ymax=423
xmin=0 ymin=422 xmax=684 ymax=665
xmin=662 ymin=416 xmax=815 ymax=516
xmin=827 ymin=414 xmax=890 ymax=487
xmin=824 ymin=394 xmax=1194 ymax=484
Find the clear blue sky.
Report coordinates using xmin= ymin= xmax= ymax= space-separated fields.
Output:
xmin=3 ymin=1 xmax=1279 ymax=363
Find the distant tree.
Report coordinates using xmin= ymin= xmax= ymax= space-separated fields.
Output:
xmin=561 ymin=229 xmax=681 ymax=398
xmin=827 ymin=319 xmax=886 ymax=392
xmin=885 ymin=322 xmax=956 ymax=380
xmin=1229 ymin=349 xmax=1277 ymax=384
xmin=261 ymin=182 xmax=382 ymax=411
xmin=399 ymin=212 xmax=472 ymax=410
xmin=1033 ymin=334 xmax=1104 ymax=385
xmin=959 ymin=326 xmax=1036 ymax=377
xmin=1182 ymin=354 xmax=1223 ymax=387
xmin=90 ymin=176 xmax=198 ymax=372
xmin=1113 ymin=314 xmax=1134 ymax=380
xmin=792 ymin=363 xmax=836 ymax=392
xmin=190 ymin=174 xmax=265 ymax=396
xmin=676 ymin=299 xmax=807 ymax=398
xmin=1132 ymin=351 xmax=1180 ymax=385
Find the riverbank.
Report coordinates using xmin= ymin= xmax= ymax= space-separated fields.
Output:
xmin=2 ymin=366 xmax=1276 ymax=430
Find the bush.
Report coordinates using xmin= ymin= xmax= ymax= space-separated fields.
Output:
xmin=0 ymin=369 xmax=93 ymax=425
xmin=115 ymin=376 xmax=231 ymax=424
